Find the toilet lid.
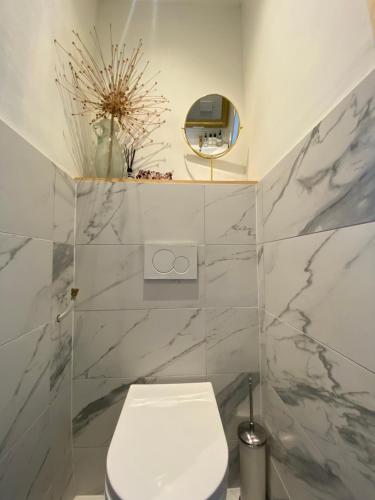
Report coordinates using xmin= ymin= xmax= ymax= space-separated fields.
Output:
xmin=106 ymin=383 xmax=228 ymax=500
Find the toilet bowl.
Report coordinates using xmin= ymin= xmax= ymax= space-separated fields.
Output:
xmin=105 ymin=382 xmax=228 ymax=500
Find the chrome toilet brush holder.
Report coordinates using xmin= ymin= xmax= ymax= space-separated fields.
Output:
xmin=237 ymin=377 xmax=267 ymax=500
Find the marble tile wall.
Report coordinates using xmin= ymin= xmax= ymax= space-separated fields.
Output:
xmin=73 ymin=181 xmax=259 ymax=494
xmin=261 ymin=69 xmax=375 ymax=244
xmin=0 ymin=120 xmax=76 ymax=500
xmin=258 ymin=69 xmax=375 ymax=500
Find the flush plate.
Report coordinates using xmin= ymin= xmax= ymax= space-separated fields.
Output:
xmin=144 ymin=244 xmax=197 ymax=280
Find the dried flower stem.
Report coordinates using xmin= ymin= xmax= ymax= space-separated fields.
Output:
xmin=55 ymin=26 xmax=170 ymax=176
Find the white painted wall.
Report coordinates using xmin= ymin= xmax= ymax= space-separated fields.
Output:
xmin=241 ymin=0 xmax=375 ymax=179
xmin=3 ymin=0 xmax=371 ymax=181
xmin=96 ymin=0 xmax=247 ymax=180
xmin=0 ymin=0 xmax=98 ymax=176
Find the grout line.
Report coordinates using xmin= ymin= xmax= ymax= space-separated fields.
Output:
xmin=269 ymin=457 xmax=292 ymax=500
xmin=70 ymin=180 xmax=78 ymax=456
xmin=73 ymin=372 xmax=258 ymax=381
xmin=0 ymin=321 xmax=51 ymax=351
xmin=75 ymin=306 xmax=259 ymax=311
xmin=255 ymin=187 xmax=263 ymax=420
xmin=75 ymin=306 xmax=259 ymax=313
xmin=259 ymin=218 xmax=375 ymax=246
xmin=0 ymin=229 xmax=75 ymax=246
xmin=0 ymin=229 xmax=54 ymax=243
xmin=74 ymin=242 xmax=257 ymax=246
xmin=71 ymin=178 xmax=78 ymax=443
xmin=263 ymin=309 xmax=375 ymax=376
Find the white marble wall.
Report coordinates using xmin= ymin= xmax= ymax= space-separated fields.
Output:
xmin=258 ymin=69 xmax=375 ymax=500
xmin=0 ymin=120 xmax=76 ymax=499
xmin=73 ymin=181 xmax=259 ymax=494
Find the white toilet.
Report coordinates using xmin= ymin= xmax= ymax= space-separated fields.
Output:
xmin=105 ymin=382 xmax=228 ymax=500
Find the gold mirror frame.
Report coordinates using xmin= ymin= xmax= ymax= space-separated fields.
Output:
xmin=185 ymin=97 xmax=230 ymax=128
xmin=183 ymin=94 xmax=242 ymax=161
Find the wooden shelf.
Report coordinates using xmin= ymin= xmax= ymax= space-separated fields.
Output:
xmin=74 ymin=177 xmax=258 ymax=185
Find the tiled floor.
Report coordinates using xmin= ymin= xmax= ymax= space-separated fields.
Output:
xmin=74 ymin=488 xmax=240 ymax=499
xmin=227 ymin=488 xmax=240 ymax=500
xmin=74 ymin=497 xmax=104 ymax=500
xmin=75 ymin=497 xmax=104 ymax=500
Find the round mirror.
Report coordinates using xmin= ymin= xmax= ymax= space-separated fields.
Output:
xmin=184 ymin=94 xmax=240 ymax=159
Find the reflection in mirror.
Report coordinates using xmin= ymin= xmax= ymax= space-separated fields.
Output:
xmin=184 ymin=94 xmax=240 ymax=159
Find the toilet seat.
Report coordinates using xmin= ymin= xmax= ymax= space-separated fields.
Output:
xmin=105 ymin=383 xmax=228 ymax=500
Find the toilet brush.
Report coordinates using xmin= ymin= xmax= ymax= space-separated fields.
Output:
xmin=237 ymin=377 xmax=267 ymax=500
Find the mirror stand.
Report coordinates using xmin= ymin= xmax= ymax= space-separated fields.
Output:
xmin=182 ymin=94 xmax=241 ymax=181
xmin=182 ymin=127 xmax=216 ymax=180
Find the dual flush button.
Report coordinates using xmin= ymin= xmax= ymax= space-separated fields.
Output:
xmin=144 ymin=244 xmax=198 ymax=280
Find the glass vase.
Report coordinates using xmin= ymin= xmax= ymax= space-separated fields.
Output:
xmin=93 ymin=117 xmax=124 ymax=178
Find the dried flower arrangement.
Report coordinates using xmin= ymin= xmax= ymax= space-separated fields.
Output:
xmin=136 ymin=169 xmax=173 ymax=180
xmin=55 ymin=27 xmax=170 ymax=177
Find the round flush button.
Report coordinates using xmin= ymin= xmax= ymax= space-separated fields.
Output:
xmin=153 ymin=249 xmax=175 ymax=273
xmin=174 ymin=256 xmax=189 ymax=274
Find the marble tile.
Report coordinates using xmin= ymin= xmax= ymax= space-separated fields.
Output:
xmin=76 ymin=181 xmax=204 ymax=244
xmin=75 ymin=244 xmax=205 ymax=310
xmin=264 ymin=314 xmax=375 ymax=498
xmin=62 ymin=476 xmax=76 ymax=500
xmin=268 ymin=459 xmax=290 ymax=500
xmin=0 ymin=120 xmax=54 ymax=239
xmin=139 ymin=181 xmax=203 ymax=243
xmin=0 ymin=233 xmax=52 ymax=346
xmin=0 ymin=324 xmax=50 ymax=459
xmin=73 ymin=447 xmax=107 ymax=495
xmin=259 ymin=308 xmax=267 ymax=422
xmin=131 ymin=181 xmax=205 ymax=243
xmin=228 ymin=440 xmax=240 ymax=488
xmin=75 ymin=243 xmax=143 ymax=310
xmin=256 ymin=182 xmax=264 ymax=244
xmin=205 ymin=245 xmax=257 ymax=307
xmin=263 ymin=221 xmax=375 ymax=371
xmin=0 ymin=409 xmax=51 ymax=500
xmin=204 ymin=184 xmax=256 ymax=244
xmin=265 ymin=385 xmax=355 ymax=500
xmin=50 ymin=313 xmax=72 ymax=403
xmin=206 ymin=307 xmax=259 ymax=374
xmin=257 ymin=246 xmax=266 ymax=419
xmin=73 ymin=379 xmax=131 ymax=448
xmin=50 ymin=243 xmax=74 ymax=397
xmin=261 ymin=68 xmax=375 ymax=243
xmin=50 ymin=374 xmax=73 ymax=500
xmin=74 ymin=308 xmax=205 ymax=379
xmin=210 ymin=372 xmax=260 ymax=441
xmin=75 ymin=181 xmax=140 ymax=245
xmin=52 ymin=243 xmax=74 ymax=320
xmin=53 ymin=166 xmax=75 ymax=244
xmin=257 ymin=244 xmax=265 ymax=313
